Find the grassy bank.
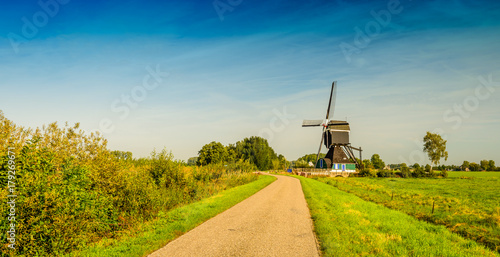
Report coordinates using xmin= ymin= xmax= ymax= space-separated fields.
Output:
xmin=316 ymin=176 xmax=500 ymax=253
xmin=70 ymin=174 xmax=276 ymax=257
xmin=295 ymin=175 xmax=497 ymax=256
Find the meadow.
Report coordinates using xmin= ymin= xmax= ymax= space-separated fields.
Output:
xmin=296 ymin=175 xmax=497 ymax=256
xmin=315 ymin=174 xmax=500 ymax=253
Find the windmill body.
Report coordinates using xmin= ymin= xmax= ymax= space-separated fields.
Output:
xmin=302 ymin=81 xmax=363 ymax=173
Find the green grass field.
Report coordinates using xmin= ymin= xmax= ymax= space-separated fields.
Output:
xmin=69 ymin=175 xmax=276 ymax=257
xmin=295 ymin=175 xmax=498 ymax=256
xmin=315 ymin=176 xmax=500 ymax=253
xmin=447 ymin=171 xmax=500 ymax=178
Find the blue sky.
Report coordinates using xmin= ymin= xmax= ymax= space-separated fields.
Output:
xmin=1 ymin=0 xmax=499 ymax=165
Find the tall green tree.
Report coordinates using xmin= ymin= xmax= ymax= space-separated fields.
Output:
xmin=362 ymin=159 xmax=373 ymax=169
xmin=488 ymin=160 xmax=496 ymax=171
xmin=197 ymin=141 xmax=228 ymax=166
xmin=469 ymin=162 xmax=480 ymax=171
xmin=234 ymin=136 xmax=277 ymax=170
xmin=461 ymin=161 xmax=470 ymax=171
xmin=371 ymin=154 xmax=385 ymax=169
xmin=423 ymin=132 xmax=448 ymax=167
xmin=480 ymin=160 xmax=489 ymax=171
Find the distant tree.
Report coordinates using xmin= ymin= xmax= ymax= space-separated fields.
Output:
xmin=425 ymin=164 xmax=432 ymax=173
xmin=371 ymin=154 xmax=385 ymax=169
xmin=488 ymin=160 xmax=496 ymax=171
xmin=226 ymin=144 xmax=238 ymax=163
xmin=423 ymin=132 xmax=448 ymax=168
xmin=234 ymin=136 xmax=277 ymax=170
xmin=297 ymin=153 xmax=326 ymax=164
xmin=413 ymin=164 xmax=425 ymax=178
xmin=111 ymin=150 xmax=133 ymax=161
xmin=363 ymin=159 xmax=373 ymax=169
xmin=480 ymin=160 xmax=489 ymax=171
xmin=187 ymin=157 xmax=198 ymax=166
xmin=400 ymin=163 xmax=411 ymax=178
xmin=469 ymin=162 xmax=480 ymax=171
xmin=462 ymin=161 xmax=470 ymax=171
xmin=197 ymin=141 xmax=228 ymax=166
xmin=294 ymin=159 xmax=309 ymax=168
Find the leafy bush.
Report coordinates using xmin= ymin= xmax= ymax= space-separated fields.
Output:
xmin=358 ymin=168 xmax=376 ymax=177
xmin=0 ymin=112 xmax=258 ymax=256
xmin=376 ymin=170 xmax=395 ymax=178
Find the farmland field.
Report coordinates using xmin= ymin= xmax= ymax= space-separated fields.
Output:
xmin=295 ymin=175 xmax=497 ymax=256
xmin=315 ymin=175 xmax=500 ymax=253
xmin=447 ymin=171 xmax=500 ymax=178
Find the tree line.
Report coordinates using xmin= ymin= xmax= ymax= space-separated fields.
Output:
xmin=193 ymin=136 xmax=289 ymax=171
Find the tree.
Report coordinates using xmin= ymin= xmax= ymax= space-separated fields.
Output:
xmin=488 ymin=160 xmax=496 ymax=171
xmin=187 ymin=157 xmax=198 ymax=166
xmin=412 ymin=163 xmax=424 ymax=178
xmin=423 ymin=132 xmax=448 ymax=167
xmin=363 ymin=159 xmax=373 ymax=169
xmin=371 ymin=154 xmax=385 ymax=169
xmin=469 ymin=162 xmax=480 ymax=171
xmin=400 ymin=163 xmax=411 ymax=178
xmin=197 ymin=141 xmax=228 ymax=166
xmin=297 ymin=153 xmax=326 ymax=164
xmin=461 ymin=161 xmax=470 ymax=171
xmin=234 ymin=136 xmax=277 ymax=171
xmin=480 ymin=160 xmax=489 ymax=171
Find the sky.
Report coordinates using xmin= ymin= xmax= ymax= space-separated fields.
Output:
xmin=1 ymin=0 xmax=499 ymax=165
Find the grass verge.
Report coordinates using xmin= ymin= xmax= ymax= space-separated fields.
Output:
xmin=294 ymin=175 xmax=498 ymax=257
xmin=69 ymin=174 xmax=276 ymax=257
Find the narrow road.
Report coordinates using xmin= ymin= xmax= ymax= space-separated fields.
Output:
xmin=149 ymin=175 xmax=320 ymax=257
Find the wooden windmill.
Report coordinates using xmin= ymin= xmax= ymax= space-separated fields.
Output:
xmin=302 ymin=81 xmax=363 ymax=172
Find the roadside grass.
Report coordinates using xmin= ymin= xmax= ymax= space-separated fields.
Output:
xmin=295 ymin=175 xmax=498 ymax=257
xmin=315 ymin=176 xmax=500 ymax=253
xmin=69 ymin=174 xmax=276 ymax=257
xmin=448 ymin=171 xmax=500 ymax=178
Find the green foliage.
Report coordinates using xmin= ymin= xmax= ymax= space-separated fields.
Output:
xmin=234 ymin=136 xmax=278 ymax=171
xmin=197 ymin=141 xmax=228 ymax=166
xmin=358 ymin=168 xmax=376 ymax=177
xmin=413 ymin=164 xmax=425 ymax=178
xmin=297 ymin=153 xmax=326 ymax=164
xmin=470 ymin=162 xmax=481 ymax=171
xmin=400 ymin=163 xmax=411 ymax=178
xmin=462 ymin=160 xmax=470 ymax=170
xmin=423 ymin=132 xmax=448 ymax=166
xmin=362 ymin=159 xmax=373 ymax=169
xmin=489 ymin=160 xmax=496 ymax=171
xmin=0 ymin=112 xmax=259 ymax=256
xmin=195 ymin=137 xmax=284 ymax=171
xmin=187 ymin=157 xmax=198 ymax=166
xmin=76 ymin=175 xmax=276 ymax=257
xmin=370 ymin=154 xmax=385 ymax=169
xmin=376 ymin=170 xmax=394 ymax=178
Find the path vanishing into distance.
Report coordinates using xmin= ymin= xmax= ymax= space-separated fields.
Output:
xmin=149 ymin=175 xmax=320 ymax=257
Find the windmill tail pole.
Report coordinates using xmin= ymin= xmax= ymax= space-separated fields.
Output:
xmin=316 ymin=130 xmax=325 ymax=165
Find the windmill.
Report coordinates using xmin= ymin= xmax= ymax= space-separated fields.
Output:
xmin=302 ymin=81 xmax=363 ymax=172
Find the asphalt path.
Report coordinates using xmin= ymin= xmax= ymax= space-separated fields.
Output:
xmin=149 ymin=174 xmax=320 ymax=257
